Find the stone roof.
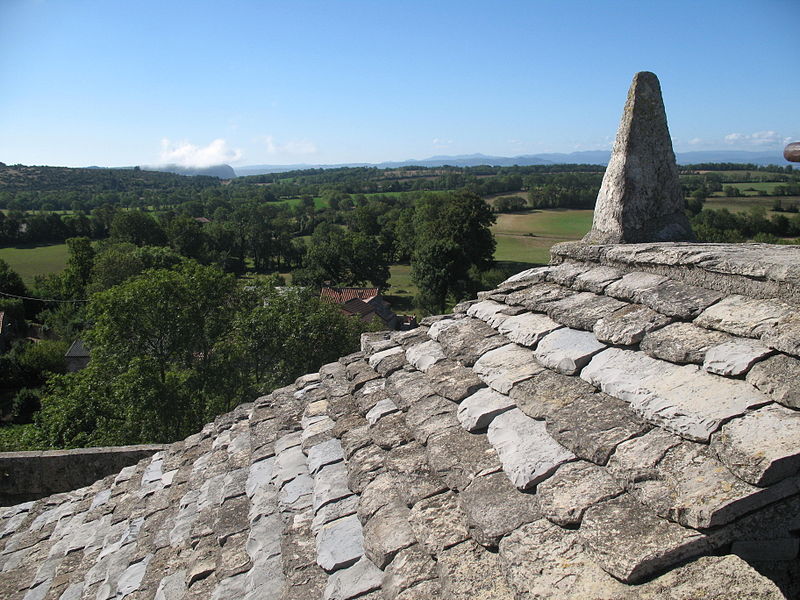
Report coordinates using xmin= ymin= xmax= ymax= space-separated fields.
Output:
xmin=2 ymin=241 xmax=799 ymax=600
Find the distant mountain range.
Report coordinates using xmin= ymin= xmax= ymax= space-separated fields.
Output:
xmin=232 ymin=150 xmax=792 ymax=177
xmin=76 ymin=150 xmax=790 ymax=179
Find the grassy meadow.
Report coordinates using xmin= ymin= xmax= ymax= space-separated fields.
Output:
xmin=0 ymin=243 xmax=68 ymax=286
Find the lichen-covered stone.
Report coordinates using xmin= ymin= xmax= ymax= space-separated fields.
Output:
xmin=381 ymin=545 xmax=438 ymax=600
xmin=486 ymin=409 xmax=575 ymax=490
xmin=545 ymin=291 xmax=628 ymax=331
xmin=640 ymin=321 xmax=731 ymax=364
xmin=710 ymin=404 xmax=800 ymax=486
xmin=436 ymin=540 xmax=516 ymax=599
xmin=638 ymin=280 xmax=722 ymax=319
xmin=594 ymin=303 xmax=672 ymax=346
xmin=533 ymin=328 xmax=605 ymax=375
xmin=363 ymin=503 xmax=416 ymax=569
xmin=425 ymin=427 xmax=501 ymax=492
xmin=545 ymin=392 xmax=650 ymax=465
xmin=746 ymin=353 xmax=800 ymax=409
xmin=580 ymin=494 xmax=711 ymax=583
xmin=629 ymin=442 xmax=800 ymax=529
xmin=694 ymin=295 xmax=793 ymax=339
xmin=496 ymin=312 xmax=562 ymax=348
xmin=473 ymin=343 xmax=544 ymax=394
xmin=457 ymin=387 xmax=516 ymax=432
xmin=407 ymin=491 xmax=470 ymax=555
xmin=537 ymin=461 xmax=624 ymax=526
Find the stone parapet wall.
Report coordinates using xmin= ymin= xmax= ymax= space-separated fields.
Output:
xmin=551 ymin=242 xmax=800 ymax=305
xmin=0 ymin=444 xmax=164 ymax=505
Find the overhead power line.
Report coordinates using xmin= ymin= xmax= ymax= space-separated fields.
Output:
xmin=0 ymin=290 xmax=89 ymax=303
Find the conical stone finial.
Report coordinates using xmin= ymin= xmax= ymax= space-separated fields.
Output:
xmin=583 ymin=72 xmax=695 ymax=244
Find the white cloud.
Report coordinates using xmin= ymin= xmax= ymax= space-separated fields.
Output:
xmin=432 ymin=138 xmax=454 ymax=148
xmin=688 ymin=137 xmax=703 ymax=146
xmin=159 ymin=138 xmax=242 ymax=167
xmin=263 ymin=135 xmax=317 ymax=155
xmin=724 ymin=130 xmax=784 ymax=147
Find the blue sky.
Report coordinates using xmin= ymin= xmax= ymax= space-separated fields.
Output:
xmin=1 ymin=0 xmax=797 ymax=167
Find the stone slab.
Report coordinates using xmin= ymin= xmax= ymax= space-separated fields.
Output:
xmin=593 ymin=304 xmax=672 ymax=346
xmin=435 ymin=318 xmax=508 ymax=367
xmin=313 ymin=462 xmax=353 ymax=514
xmin=581 ymin=348 xmax=771 ymax=442
xmin=604 ymin=271 xmax=668 ymax=302
xmin=363 ymin=502 xmax=416 ymax=569
xmin=425 ymin=360 xmax=484 ymax=403
xmin=368 ymin=346 xmax=406 ymax=377
xmin=746 ymin=353 xmax=800 ymax=409
xmin=545 ymin=292 xmax=628 ymax=331
xmin=365 ymin=398 xmax=399 ymax=425
xmin=316 ymin=515 xmax=365 ymax=572
xmin=711 ymin=404 xmax=800 ymax=486
xmin=496 ymin=312 xmax=562 ymax=348
xmin=579 ymin=494 xmax=711 ymax=584
xmin=537 ymin=461 xmax=624 ymax=526
xmin=761 ymin=312 xmax=800 ymax=357
xmin=547 ymin=262 xmax=593 ymax=287
xmin=637 ymin=279 xmax=722 ymax=319
xmin=457 ymin=387 xmax=516 ymax=432
xmin=323 ymin=556 xmax=383 ymax=600
xmin=503 ymin=282 xmax=575 ymax=312
xmin=486 ymin=408 xmax=575 ymax=490
xmin=307 ymin=439 xmax=345 ymax=476
xmin=425 ymin=427 xmax=501 ymax=492
xmin=694 ymin=295 xmax=792 ymax=338
xmin=533 ymin=328 xmax=605 ymax=375
xmin=703 ymin=338 xmax=773 ymax=377
xmin=640 ymin=321 xmax=732 ymax=364
xmin=629 ymin=441 xmax=800 ymax=529
xmin=573 ymin=265 xmax=624 ymax=293
xmin=472 ymin=343 xmax=544 ymax=394
xmin=312 ymin=495 xmax=360 ymax=534
xmin=467 ymin=300 xmax=512 ymax=328
xmin=405 ymin=340 xmax=447 ymax=373
xmin=509 ymin=368 xmax=597 ymax=420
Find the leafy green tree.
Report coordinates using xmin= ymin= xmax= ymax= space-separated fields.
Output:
xmin=62 ymin=237 xmax=95 ymax=298
xmin=296 ymin=223 xmax=389 ymax=288
xmin=233 ymin=283 xmax=367 ymax=389
xmin=38 ymin=262 xmax=243 ymax=446
xmin=0 ymin=259 xmax=27 ymax=299
xmin=411 ymin=190 xmax=496 ymax=312
xmin=110 ymin=211 xmax=167 ymax=246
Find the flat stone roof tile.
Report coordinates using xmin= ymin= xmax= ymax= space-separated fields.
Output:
xmin=545 ymin=291 xmax=628 ymax=331
xmin=746 ymin=353 xmax=800 ymax=409
xmin=580 ymin=494 xmax=711 ymax=584
xmin=630 ymin=442 xmax=800 ymax=529
xmin=594 ymin=304 xmax=672 ymax=346
xmin=711 ymin=404 xmax=800 ymax=486
xmin=487 ymin=408 xmax=575 ymax=490
xmin=473 ymin=343 xmax=545 ymax=394
xmin=534 ymin=328 xmax=606 ymax=375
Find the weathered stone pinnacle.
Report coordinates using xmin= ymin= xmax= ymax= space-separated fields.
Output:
xmin=583 ymin=72 xmax=695 ymax=244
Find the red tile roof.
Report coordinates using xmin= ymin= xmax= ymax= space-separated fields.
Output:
xmin=320 ymin=287 xmax=380 ymax=304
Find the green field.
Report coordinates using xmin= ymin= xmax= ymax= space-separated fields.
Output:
xmin=704 ymin=195 xmax=800 ymax=215
xmin=0 ymin=243 xmax=68 ymax=285
xmin=492 ymin=209 xmax=593 ymax=265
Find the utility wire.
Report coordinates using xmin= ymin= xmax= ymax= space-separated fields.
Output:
xmin=0 ymin=290 xmax=89 ymax=303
